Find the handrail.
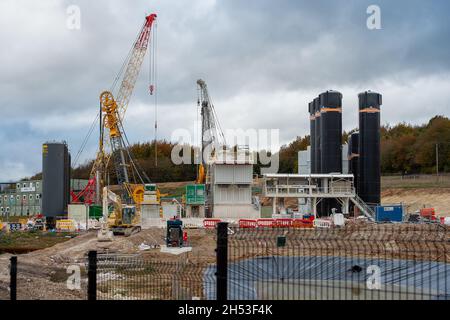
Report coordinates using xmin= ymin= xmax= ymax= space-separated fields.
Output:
xmin=350 ymin=194 xmax=375 ymax=221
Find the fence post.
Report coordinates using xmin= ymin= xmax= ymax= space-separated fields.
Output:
xmin=216 ymin=222 xmax=228 ymax=301
xmin=87 ymin=250 xmax=97 ymax=301
xmin=10 ymin=256 xmax=17 ymax=301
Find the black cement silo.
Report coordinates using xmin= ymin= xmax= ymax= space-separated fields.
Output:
xmin=309 ymin=101 xmax=316 ymax=173
xmin=319 ymin=90 xmax=343 ymax=216
xmin=313 ymin=97 xmax=321 ymax=174
xmin=42 ymin=142 xmax=71 ymax=219
xmin=348 ymin=132 xmax=360 ymax=193
xmin=313 ymin=97 xmax=324 ymax=216
xmin=358 ymin=91 xmax=382 ymax=205
xmin=319 ymin=90 xmax=343 ymax=174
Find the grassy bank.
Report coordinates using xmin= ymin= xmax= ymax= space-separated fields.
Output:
xmin=0 ymin=231 xmax=77 ymax=254
xmin=381 ymin=174 xmax=450 ymax=189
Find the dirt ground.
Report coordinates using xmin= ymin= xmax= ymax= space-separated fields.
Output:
xmin=0 ymin=222 xmax=448 ymax=300
xmin=0 ymin=227 xmax=216 ymax=300
xmin=382 ymin=188 xmax=450 ymax=217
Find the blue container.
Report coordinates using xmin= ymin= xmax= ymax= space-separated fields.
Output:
xmin=375 ymin=205 xmax=403 ymax=222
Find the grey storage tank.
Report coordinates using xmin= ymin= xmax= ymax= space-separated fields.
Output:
xmin=42 ymin=142 xmax=71 ymax=219
xmin=358 ymin=91 xmax=382 ymax=205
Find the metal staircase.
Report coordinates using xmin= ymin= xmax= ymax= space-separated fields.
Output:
xmin=350 ymin=194 xmax=376 ymax=221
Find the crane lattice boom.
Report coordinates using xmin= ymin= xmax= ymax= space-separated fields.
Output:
xmin=197 ymin=79 xmax=226 ymax=166
xmin=116 ymin=13 xmax=157 ymax=121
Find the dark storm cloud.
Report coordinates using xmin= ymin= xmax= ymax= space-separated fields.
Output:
xmin=0 ymin=0 xmax=449 ymax=179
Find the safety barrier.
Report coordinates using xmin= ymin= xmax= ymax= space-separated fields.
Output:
xmin=56 ymin=219 xmax=76 ymax=232
xmin=274 ymin=218 xmax=293 ymax=228
xmin=238 ymin=219 xmax=258 ymax=228
xmin=256 ymin=219 xmax=276 ymax=228
xmin=313 ymin=219 xmax=332 ymax=229
xmin=203 ymin=219 xmax=222 ymax=229
xmin=240 ymin=217 xmax=316 ymax=229
xmin=181 ymin=218 xmax=205 ymax=229
xmin=292 ymin=219 xmax=314 ymax=229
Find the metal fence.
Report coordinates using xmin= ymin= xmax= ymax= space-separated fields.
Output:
xmin=90 ymin=252 xmax=215 ymax=300
xmin=4 ymin=222 xmax=450 ymax=300
xmin=224 ymin=223 xmax=449 ymax=300
xmin=382 ymin=174 xmax=450 ymax=188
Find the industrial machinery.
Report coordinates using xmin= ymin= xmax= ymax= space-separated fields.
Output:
xmin=166 ymin=219 xmax=183 ymax=247
xmin=89 ymin=13 xmax=157 ymax=237
xmin=99 ymin=187 xmax=141 ymax=238
xmin=196 ymin=80 xmax=227 ymax=217
xmin=196 ymin=79 xmax=226 ymax=184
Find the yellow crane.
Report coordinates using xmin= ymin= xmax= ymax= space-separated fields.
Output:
xmin=93 ymin=13 xmax=157 ymax=236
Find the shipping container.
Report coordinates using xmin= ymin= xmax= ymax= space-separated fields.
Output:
xmin=89 ymin=205 xmax=103 ymax=219
xmin=68 ymin=204 xmax=88 ymax=224
xmin=185 ymin=184 xmax=206 ymax=205
xmin=144 ymin=184 xmax=157 ymax=192
xmin=161 ymin=203 xmax=181 ymax=219
xmin=213 ymin=164 xmax=253 ymax=184
xmin=375 ymin=205 xmax=403 ymax=222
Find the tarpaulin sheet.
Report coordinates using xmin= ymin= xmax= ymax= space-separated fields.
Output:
xmin=204 ymin=256 xmax=449 ymax=300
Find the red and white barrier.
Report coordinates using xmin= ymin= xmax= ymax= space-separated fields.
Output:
xmin=257 ymin=219 xmax=276 ymax=228
xmin=203 ymin=219 xmax=222 ymax=229
xmin=239 ymin=219 xmax=258 ymax=228
xmin=274 ymin=219 xmax=293 ymax=228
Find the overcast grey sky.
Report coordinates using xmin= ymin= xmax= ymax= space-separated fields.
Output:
xmin=0 ymin=0 xmax=449 ymax=181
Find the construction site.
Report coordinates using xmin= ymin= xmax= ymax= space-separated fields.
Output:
xmin=0 ymin=5 xmax=449 ymax=302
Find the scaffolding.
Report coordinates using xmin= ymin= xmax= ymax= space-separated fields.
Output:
xmin=263 ymin=173 xmax=375 ymax=220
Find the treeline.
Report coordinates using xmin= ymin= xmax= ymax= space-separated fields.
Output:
xmin=380 ymin=116 xmax=450 ymax=174
xmin=70 ymin=141 xmax=197 ymax=183
xmin=31 ymin=116 xmax=449 ymax=182
xmin=273 ymin=115 xmax=450 ymax=175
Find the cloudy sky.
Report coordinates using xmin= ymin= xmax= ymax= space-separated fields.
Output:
xmin=0 ymin=0 xmax=449 ymax=181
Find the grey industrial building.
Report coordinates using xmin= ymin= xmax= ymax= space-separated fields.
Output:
xmin=298 ymin=145 xmax=349 ymax=175
xmin=0 ymin=179 xmax=88 ymax=217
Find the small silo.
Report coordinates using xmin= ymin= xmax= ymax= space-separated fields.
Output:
xmin=309 ymin=101 xmax=316 ymax=173
xmin=42 ymin=142 xmax=71 ymax=219
xmin=358 ymin=91 xmax=382 ymax=205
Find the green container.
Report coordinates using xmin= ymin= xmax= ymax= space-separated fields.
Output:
xmin=145 ymin=184 xmax=157 ymax=192
xmin=185 ymin=184 xmax=205 ymax=205
xmin=89 ymin=205 xmax=103 ymax=219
